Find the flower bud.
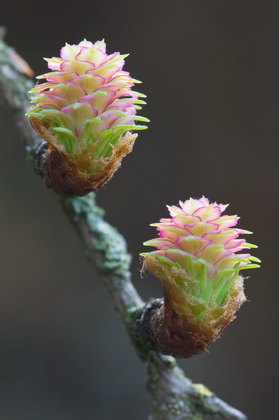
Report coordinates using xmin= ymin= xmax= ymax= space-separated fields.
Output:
xmin=27 ymin=40 xmax=148 ymax=196
xmin=141 ymin=197 xmax=260 ymax=357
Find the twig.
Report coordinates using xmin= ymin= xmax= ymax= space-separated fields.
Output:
xmin=0 ymin=33 xmax=247 ymax=420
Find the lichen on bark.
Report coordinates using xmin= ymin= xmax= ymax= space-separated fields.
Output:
xmin=63 ymin=193 xmax=132 ymax=278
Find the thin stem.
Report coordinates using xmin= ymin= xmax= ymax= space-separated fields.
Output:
xmin=0 ymin=32 xmax=247 ymax=420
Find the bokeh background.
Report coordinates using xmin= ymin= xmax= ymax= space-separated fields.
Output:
xmin=0 ymin=0 xmax=278 ymax=419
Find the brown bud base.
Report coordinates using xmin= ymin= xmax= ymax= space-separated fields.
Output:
xmin=138 ymin=299 xmax=227 ymax=358
xmin=139 ymin=255 xmax=246 ymax=358
xmin=30 ymin=117 xmax=137 ymax=196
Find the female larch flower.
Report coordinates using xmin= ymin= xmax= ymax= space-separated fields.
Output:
xmin=27 ymin=39 xmax=148 ymax=196
xmin=141 ymin=197 xmax=260 ymax=357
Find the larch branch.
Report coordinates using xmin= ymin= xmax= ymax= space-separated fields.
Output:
xmin=0 ymin=32 xmax=247 ymax=420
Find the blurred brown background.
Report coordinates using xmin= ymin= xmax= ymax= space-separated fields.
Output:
xmin=0 ymin=0 xmax=278 ymax=419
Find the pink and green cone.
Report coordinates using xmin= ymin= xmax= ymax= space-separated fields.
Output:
xmin=27 ymin=39 xmax=148 ymax=195
xmin=141 ymin=197 xmax=260 ymax=357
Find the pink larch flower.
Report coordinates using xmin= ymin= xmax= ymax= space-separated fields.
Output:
xmin=141 ymin=197 xmax=260 ymax=357
xmin=27 ymin=39 xmax=148 ymax=196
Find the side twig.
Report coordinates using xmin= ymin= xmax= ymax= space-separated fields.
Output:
xmin=0 ymin=33 xmax=247 ymax=420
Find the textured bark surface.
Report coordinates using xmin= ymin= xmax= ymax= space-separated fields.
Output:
xmin=0 ymin=33 xmax=247 ymax=420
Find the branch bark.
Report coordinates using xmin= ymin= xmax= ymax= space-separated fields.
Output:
xmin=0 ymin=32 xmax=247 ymax=420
